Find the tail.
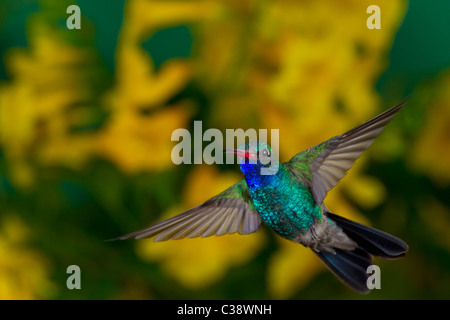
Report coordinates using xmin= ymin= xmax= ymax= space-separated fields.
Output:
xmin=314 ymin=212 xmax=408 ymax=294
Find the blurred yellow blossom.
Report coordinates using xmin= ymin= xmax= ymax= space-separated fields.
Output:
xmin=0 ymin=0 xmax=209 ymax=178
xmin=0 ymin=214 xmax=55 ymax=299
xmin=124 ymin=0 xmax=219 ymax=34
xmin=136 ymin=165 xmax=266 ymax=289
xmin=95 ymin=0 xmax=212 ymax=173
xmin=114 ymin=0 xmax=219 ymax=107
xmin=194 ymin=0 xmax=406 ymax=130
xmin=97 ymin=103 xmax=192 ymax=173
xmin=344 ymin=174 xmax=387 ymax=210
xmin=419 ymin=197 xmax=450 ymax=251
xmin=267 ymin=239 xmax=322 ymax=299
xmin=410 ymin=72 xmax=450 ymax=185
xmin=0 ymin=18 xmax=101 ymax=185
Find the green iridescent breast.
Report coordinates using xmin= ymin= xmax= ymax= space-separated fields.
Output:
xmin=246 ymin=165 xmax=322 ymax=239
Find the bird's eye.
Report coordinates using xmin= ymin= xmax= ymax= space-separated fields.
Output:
xmin=261 ymin=148 xmax=271 ymax=157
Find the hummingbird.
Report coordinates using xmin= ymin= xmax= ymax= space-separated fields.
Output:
xmin=112 ymin=101 xmax=409 ymax=293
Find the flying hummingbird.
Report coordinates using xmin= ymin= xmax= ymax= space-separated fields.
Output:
xmin=112 ymin=102 xmax=408 ymax=293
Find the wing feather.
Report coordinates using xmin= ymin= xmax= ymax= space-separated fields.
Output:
xmin=110 ymin=180 xmax=261 ymax=241
xmin=287 ymin=101 xmax=406 ymax=204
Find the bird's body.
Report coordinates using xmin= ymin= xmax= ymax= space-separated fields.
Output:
xmin=241 ymin=161 xmax=343 ymax=251
xmin=238 ymin=143 xmax=360 ymax=256
xmin=242 ymin=162 xmax=318 ymax=237
xmin=112 ymin=101 xmax=409 ymax=293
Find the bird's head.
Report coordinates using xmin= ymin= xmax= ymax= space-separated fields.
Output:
xmin=224 ymin=141 xmax=279 ymax=176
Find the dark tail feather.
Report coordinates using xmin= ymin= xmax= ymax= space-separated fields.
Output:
xmin=327 ymin=212 xmax=409 ymax=259
xmin=314 ymin=213 xmax=408 ymax=293
xmin=315 ymin=247 xmax=372 ymax=294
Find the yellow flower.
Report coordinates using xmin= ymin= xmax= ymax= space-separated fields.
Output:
xmin=0 ymin=21 xmax=100 ymax=185
xmin=95 ymin=0 xmax=212 ymax=173
xmin=115 ymin=0 xmax=219 ymax=108
xmin=267 ymin=239 xmax=322 ymax=299
xmin=419 ymin=197 xmax=450 ymax=251
xmin=136 ymin=165 xmax=266 ymax=289
xmin=0 ymin=215 xmax=55 ymax=299
xmin=409 ymin=72 xmax=450 ymax=185
xmin=0 ymin=0 xmax=212 ymax=181
xmin=123 ymin=0 xmax=219 ymax=35
xmin=97 ymin=103 xmax=192 ymax=173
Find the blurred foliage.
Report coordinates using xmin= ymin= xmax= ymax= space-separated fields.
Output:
xmin=0 ymin=0 xmax=450 ymax=299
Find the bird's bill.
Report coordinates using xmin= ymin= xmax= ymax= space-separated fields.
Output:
xmin=223 ymin=149 xmax=257 ymax=160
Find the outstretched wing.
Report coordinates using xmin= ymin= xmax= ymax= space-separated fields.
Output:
xmin=287 ymin=101 xmax=406 ymax=205
xmin=110 ymin=180 xmax=261 ymax=241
